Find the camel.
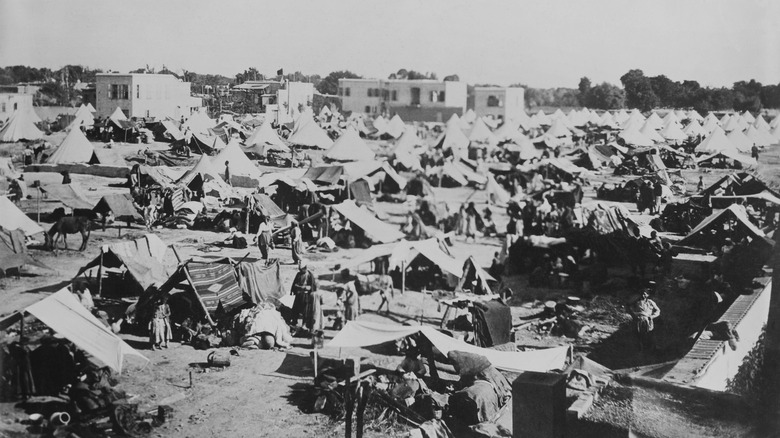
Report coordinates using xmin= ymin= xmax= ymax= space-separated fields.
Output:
xmin=47 ymin=216 xmax=92 ymax=251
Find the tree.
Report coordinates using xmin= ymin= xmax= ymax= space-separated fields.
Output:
xmin=316 ymin=70 xmax=362 ymax=95
xmin=577 ymin=77 xmax=592 ymax=106
xmin=588 ymin=82 xmax=625 ymax=109
xmin=443 ymin=74 xmax=460 ymax=82
xmin=620 ymin=69 xmax=659 ymax=111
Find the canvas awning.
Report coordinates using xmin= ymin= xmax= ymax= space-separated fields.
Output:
xmin=303 ymin=166 xmax=344 ymax=185
xmin=328 ymin=321 xmax=569 ymax=374
xmin=331 ymin=200 xmax=404 ymax=244
xmin=25 ymin=289 xmax=149 ymax=373
xmin=40 ymin=184 xmax=94 ymax=210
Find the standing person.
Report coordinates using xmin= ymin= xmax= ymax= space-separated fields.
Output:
xmin=464 ymin=202 xmax=479 ymax=242
xmin=290 ymin=221 xmax=304 ymax=266
xmin=224 ymin=161 xmax=232 ymax=186
xmin=751 ymin=143 xmax=759 ymax=161
xmin=696 ymin=176 xmax=704 ymax=193
xmin=290 ymin=264 xmax=316 ymax=327
xmin=653 ymin=181 xmax=663 ymax=215
xmin=339 ymin=270 xmax=361 ymax=322
xmin=255 ymin=215 xmax=273 ymax=260
xmin=149 ymin=295 xmax=172 ymax=350
xmin=629 ymin=289 xmax=660 ymax=352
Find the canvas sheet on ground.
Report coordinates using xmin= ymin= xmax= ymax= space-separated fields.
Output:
xmin=327 ymin=320 xmax=569 ymax=373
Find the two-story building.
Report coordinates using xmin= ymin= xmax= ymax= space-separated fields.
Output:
xmin=338 ymin=78 xmax=467 ymax=122
xmin=472 ymin=87 xmax=525 ymax=122
xmin=96 ymin=73 xmax=202 ymax=120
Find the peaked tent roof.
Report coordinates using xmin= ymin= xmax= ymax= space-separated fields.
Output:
xmin=679 ymin=204 xmax=771 ymax=248
xmin=287 ymin=111 xmax=333 ymax=149
xmin=25 ymin=289 xmax=149 ymax=373
xmin=619 ymin=127 xmax=654 ymax=147
xmin=640 ymin=121 xmax=665 ymax=143
xmin=545 ymin=118 xmax=573 ymax=138
xmin=214 ymin=140 xmax=263 ymax=179
xmin=645 ymin=112 xmax=664 ymax=130
xmin=182 ymin=111 xmax=215 ymax=134
xmin=741 ymin=111 xmax=756 ymax=123
xmin=683 ymin=120 xmax=708 ymax=138
xmin=0 ymin=196 xmax=44 ymax=236
xmin=745 ymin=125 xmax=773 ymax=147
xmin=493 ymin=118 xmax=521 ymax=141
xmin=0 ymin=110 xmax=43 ymax=142
xmin=243 ymin=118 xmax=288 ymax=155
xmin=702 ymin=117 xmax=720 ymax=134
xmin=702 ymin=112 xmax=720 ymax=126
xmin=385 ymin=115 xmax=406 ymax=139
xmin=687 ymin=110 xmax=704 ymax=122
xmin=533 ymin=110 xmax=552 ymax=126
xmin=67 ymin=105 xmax=95 ymax=131
xmin=85 ymin=102 xmax=96 ymax=112
xmin=694 ymin=127 xmax=737 ymax=154
xmin=770 ymin=114 xmax=780 ymax=129
xmin=325 ymin=127 xmax=375 ymax=162
xmin=468 ymin=117 xmax=499 ymax=148
xmin=437 ymin=118 xmax=470 ymax=155
xmin=108 ymin=107 xmax=127 ymax=126
xmin=660 ymin=120 xmax=688 ymax=142
xmin=727 ymin=128 xmax=753 ymax=153
xmin=177 ymin=154 xmax=231 ymax=191
xmin=47 ymin=127 xmax=95 ymax=164
xmin=722 ymin=116 xmax=744 ymax=133
xmin=754 ymin=115 xmax=771 ymax=131
xmin=462 ymin=109 xmax=477 ymax=123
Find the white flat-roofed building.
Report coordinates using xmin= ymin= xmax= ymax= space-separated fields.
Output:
xmin=96 ymin=73 xmax=202 ymax=120
xmin=472 ymin=86 xmax=525 ymax=122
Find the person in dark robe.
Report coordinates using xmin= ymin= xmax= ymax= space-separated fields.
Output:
xmin=290 ymin=264 xmax=316 ymax=326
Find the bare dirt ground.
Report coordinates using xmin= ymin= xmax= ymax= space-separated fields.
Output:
xmin=0 ymin=133 xmax=777 ymax=437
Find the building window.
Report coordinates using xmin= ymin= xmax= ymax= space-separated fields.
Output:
xmin=110 ymin=84 xmax=117 ymax=99
xmin=487 ymin=95 xmax=501 ymax=107
xmin=438 ymin=91 xmax=446 ymax=102
xmin=367 ymin=89 xmax=372 ymax=97
xmin=430 ymin=91 xmax=437 ymax=102
xmin=1 ymin=103 xmax=5 ymax=112
xmin=136 ymin=85 xmax=140 ymax=98
xmin=338 ymin=87 xmax=343 ymax=96
xmin=365 ymin=106 xmax=371 ymax=113
xmin=374 ymin=88 xmax=380 ymax=97
xmin=392 ymin=90 xmax=397 ymax=101
xmin=13 ymin=103 xmax=17 ymax=110
xmin=411 ymin=87 xmax=420 ymax=105
xmin=345 ymin=88 xmax=351 ymax=97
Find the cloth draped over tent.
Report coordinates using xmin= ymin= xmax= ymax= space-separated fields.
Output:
xmin=77 ymin=234 xmax=171 ymax=292
xmin=0 ymin=227 xmax=44 ymax=272
xmin=25 ymin=289 xmax=149 ymax=373
xmin=237 ymin=259 xmax=284 ymax=305
xmin=327 ymin=320 xmax=569 ymax=373
xmin=678 ymin=204 xmax=773 ymax=249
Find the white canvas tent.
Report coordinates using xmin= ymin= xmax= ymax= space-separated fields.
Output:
xmin=214 ymin=140 xmax=263 ymax=181
xmin=24 ymin=289 xmax=149 ymax=373
xmin=287 ymin=111 xmax=333 ymax=149
xmin=325 ymin=127 xmax=375 ymax=162
xmin=47 ymin=127 xmax=96 ymax=164
xmin=243 ymin=118 xmax=289 ymax=156
xmin=0 ymin=196 xmax=44 ymax=236
xmin=0 ymin=110 xmax=43 ymax=142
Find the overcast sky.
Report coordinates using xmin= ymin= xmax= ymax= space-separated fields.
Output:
xmin=1 ymin=0 xmax=778 ymax=88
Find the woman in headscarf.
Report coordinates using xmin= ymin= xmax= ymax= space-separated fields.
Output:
xmin=290 ymin=221 xmax=304 ymax=266
xmin=255 ymin=215 xmax=273 ymax=260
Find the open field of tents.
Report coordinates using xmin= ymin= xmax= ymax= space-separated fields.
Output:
xmin=0 ymin=103 xmax=777 ymax=437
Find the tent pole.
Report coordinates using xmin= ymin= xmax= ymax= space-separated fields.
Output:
xmin=97 ymin=249 xmax=104 ymax=297
xmin=19 ymin=312 xmax=24 ymax=345
xmin=401 ymin=261 xmax=406 ymax=295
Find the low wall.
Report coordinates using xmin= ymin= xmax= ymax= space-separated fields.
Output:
xmin=24 ymin=163 xmax=130 ymax=179
xmin=664 ymin=276 xmax=772 ymax=391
